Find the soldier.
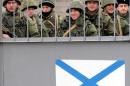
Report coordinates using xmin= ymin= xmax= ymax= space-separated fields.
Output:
xmin=102 ymin=0 xmax=115 ymax=20
xmin=85 ymin=0 xmax=100 ymax=31
xmin=2 ymin=0 xmax=26 ymax=38
xmin=60 ymin=0 xmax=97 ymax=37
xmin=21 ymin=0 xmax=40 ymax=37
xmin=85 ymin=0 xmax=114 ymax=36
xmin=37 ymin=0 xmax=62 ymax=37
xmin=116 ymin=0 xmax=129 ymax=36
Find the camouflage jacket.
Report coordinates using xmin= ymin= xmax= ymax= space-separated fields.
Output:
xmin=85 ymin=9 xmax=114 ymax=36
xmin=116 ymin=12 xmax=129 ymax=36
xmin=20 ymin=15 xmax=40 ymax=37
xmin=37 ymin=11 xmax=62 ymax=37
xmin=2 ymin=11 xmax=26 ymax=37
xmin=60 ymin=15 xmax=97 ymax=37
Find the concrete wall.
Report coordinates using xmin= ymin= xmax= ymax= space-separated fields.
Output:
xmin=0 ymin=44 xmax=3 ymax=86
xmin=1 ymin=0 xmax=130 ymax=86
xmin=0 ymin=42 xmax=130 ymax=86
xmin=56 ymin=0 xmax=71 ymax=17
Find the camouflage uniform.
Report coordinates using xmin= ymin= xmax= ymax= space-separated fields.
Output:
xmin=2 ymin=0 xmax=27 ymax=37
xmin=116 ymin=0 xmax=129 ymax=36
xmin=116 ymin=12 xmax=129 ymax=36
xmin=2 ymin=24 xmax=14 ymax=38
xmin=21 ymin=0 xmax=40 ymax=37
xmin=37 ymin=0 xmax=62 ymax=37
xmin=85 ymin=0 xmax=114 ymax=36
xmin=60 ymin=1 xmax=97 ymax=37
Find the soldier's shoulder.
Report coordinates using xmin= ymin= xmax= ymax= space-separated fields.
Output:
xmin=2 ymin=11 xmax=7 ymax=17
xmin=63 ymin=16 xmax=69 ymax=22
xmin=36 ymin=12 xmax=42 ymax=19
xmin=2 ymin=12 xmax=9 ymax=21
xmin=101 ymin=12 xmax=111 ymax=20
xmin=101 ymin=12 xmax=109 ymax=16
xmin=20 ymin=15 xmax=30 ymax=24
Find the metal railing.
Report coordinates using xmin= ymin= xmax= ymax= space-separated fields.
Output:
xmin=1 ymin=0 xmax=130 ymax=42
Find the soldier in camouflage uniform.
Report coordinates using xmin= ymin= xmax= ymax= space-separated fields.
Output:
xmin=85 ymin=0 xmax=114 ymax=36
xmin=21 ymin=0 xmax=40 ymax=37
xmin=37 ymin=0 xmax=62 ymax=37
xmin=60 ymin=0 xmax=97 ymax=37
xmin=2 ymin=0 xmax=26 ymax=38
xmin=2 ymin=0 xmax=40 ymax=38
xmin=116 ymin=0 xmax=129 ymax=36
xmin=102 ymin=0 xmax=116 ymax=20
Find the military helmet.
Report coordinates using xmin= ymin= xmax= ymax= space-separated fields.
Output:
xmin=21 ymin=1 xmax=37 ymax=11
xmin=85 ymin=0 xmax=100 ymax=4
xmin=39 ymin=0 xmax=55 ymax=8
xmin=85 ymin=0 xmax=99 ymax=1
xmin=102 ymin=0 xmax=116 ymax=8
xmin=3 ymin=0 xmax=21 ymax=6
xmin=66 ymin=1 xmax=84 ymax=13
xmin=117 ymin=0 xmax=129 ymax=6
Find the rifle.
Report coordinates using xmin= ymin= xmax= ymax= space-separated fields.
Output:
xmin=63 ymin=24 xmax=77 ymax=37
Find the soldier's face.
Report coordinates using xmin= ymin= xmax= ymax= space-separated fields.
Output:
xmin=86 ymin=1 xmax=99 ymax=12
xmin=5 ymin=0 xmax=19 ymax=12
xmin=42 ymin=5 xmax=52 ymax=13
xmin=105 ymin=4 xmax=114 ymax=14
xmin=117 ymin=4 xmax=129 ymax=15
xmin=24 ymin=8 xmax=35 ymax=17
xmin=70 ymin=9 xmax=80 ymax=20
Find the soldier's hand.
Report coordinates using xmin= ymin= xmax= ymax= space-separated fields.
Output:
xmin=2 ymin=34 xmax=11 ymax=39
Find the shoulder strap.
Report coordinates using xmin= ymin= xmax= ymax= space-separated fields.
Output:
xmin=116 ymin=15 xmax=123 ymax=36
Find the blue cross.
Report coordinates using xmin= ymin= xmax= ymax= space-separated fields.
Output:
xmin=56 ymin=60 xmax=125 ymax=86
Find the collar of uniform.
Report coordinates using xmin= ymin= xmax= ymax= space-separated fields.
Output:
xmin=85 ymin=8 xmax=99 ymax=17
xmin=42 ymin=10 xmax=55 ymax=20
xmin=28 ymin=16 xmax=37 ymax=25
xmin=71 ymin=15 xmax=84 ymax=27
xmin=118 ymin=11 xmax=129 ymax=18
xmin=85 ymin=8 xmax=99 ymax=23
xmin=109 ymin=12 xmax=116 ymax=20
xmin=5 ymin=10 xmax=19 ymax=16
